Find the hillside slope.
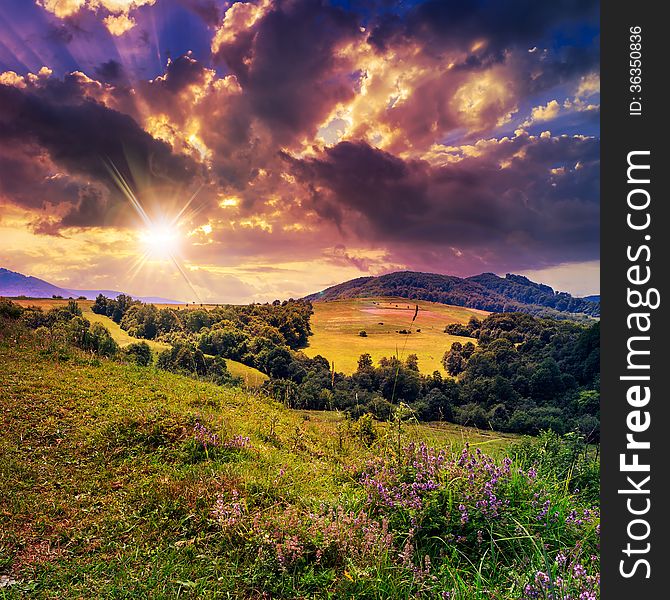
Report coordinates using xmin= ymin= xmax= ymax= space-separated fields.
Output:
xmin=305 ymin=271 xmax=599 ymax=318
xmin=305 ymin=297 xmax=486 ymax=374
xmin=1 ymin=332 xmax=534 ymax=598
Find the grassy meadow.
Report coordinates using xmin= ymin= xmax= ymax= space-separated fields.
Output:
xmin=0 ymin=314 xmax=599 ymax=598
xmin=304 ymin=298 xmax=486 ymax=374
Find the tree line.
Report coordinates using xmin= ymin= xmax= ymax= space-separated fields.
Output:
xmin=93 ymin=294 xmax=599 ymax=439
xmin=3 ymin=295 xmax=599 ymax=440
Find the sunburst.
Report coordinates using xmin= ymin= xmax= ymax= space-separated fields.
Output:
xmin=105 ymin=158 xmax=204 ymax=302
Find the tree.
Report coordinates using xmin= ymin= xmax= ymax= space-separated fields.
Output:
xmin=125 ymin=341 xmax=152 ymax=366
xmin=91 ymin=294 xmax=108 ymax=315
xmin=112 ymin=294 xmax=135 ymax=323
xmin=357 ymin=353 xmax=374 ymax=374
xmin=462 ymin=341 xmax=476 ymax=360
xmin=0 ymin=299 xmax=23 ymax=320
xmin=530 ymin=358 xmax=565 ymax=402
xmin=406 ymin=354 xmax=419 ymax=371
xmin=66 ymin=300 xmax=82 ymax=317
xmin=442 ymin=342 xmax=465 ymax=376
xmin=90 ymin=323 xmax=119 ymax=357
xmin=158 ymin=308 xmax=182 ymax=334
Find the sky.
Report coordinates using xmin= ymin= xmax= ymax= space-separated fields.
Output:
xmin=0 ymin=0 xmax=599 ymax=303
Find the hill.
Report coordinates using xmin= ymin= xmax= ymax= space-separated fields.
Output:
xmin=0 ymin=322 xmax=599 ymax=598
xmin=305 ymin=271 xmax=600 ymax=318
xmin=0 ymin=267 xmax=180 ymax=303
xmin=305 ymin=297 xmax=486 ymax=375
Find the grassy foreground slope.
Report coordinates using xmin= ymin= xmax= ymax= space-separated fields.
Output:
xmin=0 ymin=326 xmax=599 ymax=599
xmin=305 ymin=298 xmax=486 ymax=374
xmin=0 ymin=330 xmax=508 ymax=597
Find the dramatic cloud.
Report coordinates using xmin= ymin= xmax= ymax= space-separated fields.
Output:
xmin=0 ymin=69 xmax=200 ymax=229
xmin=0 ymin=0 xmax=600 ymax=300
xmin=211 ymin=0 xmax=361 ymax=144
xmin=37 ymin=0 xmax=156 ymax=35
xmin=285 ymin=130 xmax=599 ymax=273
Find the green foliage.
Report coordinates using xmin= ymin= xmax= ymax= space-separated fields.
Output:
xmin=510 ymin=431 xmax=600 ymax=504
xmin=92 ymin=293 xmax=138 ymax=324
xmin=352 ymin=413 xmax=377 ymax=445
xmin=0 ymin=298 xmax=23 ymax=320
xmin=443 ymin=341 xmax=465 ymax=375
xmin=449 ymin=313 xmax=600 ymax=438
xmin=157 ymin=341 xmax=237 ymax=386
xmin=124 ymin=341 xmax=153 ymax=366
xmin=19 ymin=302 xmax=120 ymax=360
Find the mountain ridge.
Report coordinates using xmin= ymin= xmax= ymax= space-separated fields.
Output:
xmin=0 ymin=267 xmax=181 ymax=304
xmin=304 ymin=270 xmax=600 ymax=318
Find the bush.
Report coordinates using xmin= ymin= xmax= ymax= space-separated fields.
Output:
xmin=124 ymin=341 xmax=152 ymax=366
xmin=0 ymin=298 xmax=23 ymax=320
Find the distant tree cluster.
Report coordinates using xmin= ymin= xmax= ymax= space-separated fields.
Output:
xmin=91 ymin=294 xmax=313 ymax=382
xmin=92 ymin=294 xmax=139 ymax=324
xmin=444 ymin=315 xmax=482 ymax=338
xmin=11 ymin=299 xmax=236 ymax=383
xmin=444 ymin=313 xmax=600 ymax=440
xmin=19 ymin=300 xmax=120 ymax=358
xmin=262 ymin=313 xmax=599 ymax=441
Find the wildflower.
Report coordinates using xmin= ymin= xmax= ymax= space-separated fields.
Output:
xmin=212 ymin=489 xmax=245 ymax=529
xmin=194 ymin=421 xmax=219 ymax=448
xmin=223 ymin=434 xmax=251 ymax=450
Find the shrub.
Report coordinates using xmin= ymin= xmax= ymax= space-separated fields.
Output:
xmin=0 ymin=298 xmax=23 ymax=320
xmin=124 ymin=341 xmax=152 ymax=366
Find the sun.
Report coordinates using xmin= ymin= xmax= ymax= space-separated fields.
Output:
xmin=140 ymin=224 xmax=181 ymax=260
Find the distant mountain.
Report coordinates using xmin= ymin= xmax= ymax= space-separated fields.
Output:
xmin=304 ymin=271 xmax=600 ymax=318
xmin=0 ymin=268 xmax=181 ymax=304
xmin=582 ymin=295 xmax=600 ymax=303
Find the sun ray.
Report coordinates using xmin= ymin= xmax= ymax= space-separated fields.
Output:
xmin=104 ymin=158 xmax=153 ymax=227
xmin=170 ymin=255 xmax=202 ymax=304
xmin=104 ymin=157 xmax=202 ymax=303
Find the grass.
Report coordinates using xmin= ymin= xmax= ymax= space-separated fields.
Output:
xmin=0 ymin=324 xmax=599 ymax=598
xmin=0 ymin=334 xmax=331 ymax=597
xmin=0 ymin=327 xmax=519 ymax=598
xmin=305 ymin=298 xmax=487 ymax=374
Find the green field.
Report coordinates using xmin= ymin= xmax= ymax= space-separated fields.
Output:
xmin=12 ymin=299 xmax=268 ymax=388
xmin=304 ymin=297 xmax=487 ymax=374
xmin=0 ymin=312 xmax=600 ymax=598
xmin=0 ymin=329 xmax=515 ymax=596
